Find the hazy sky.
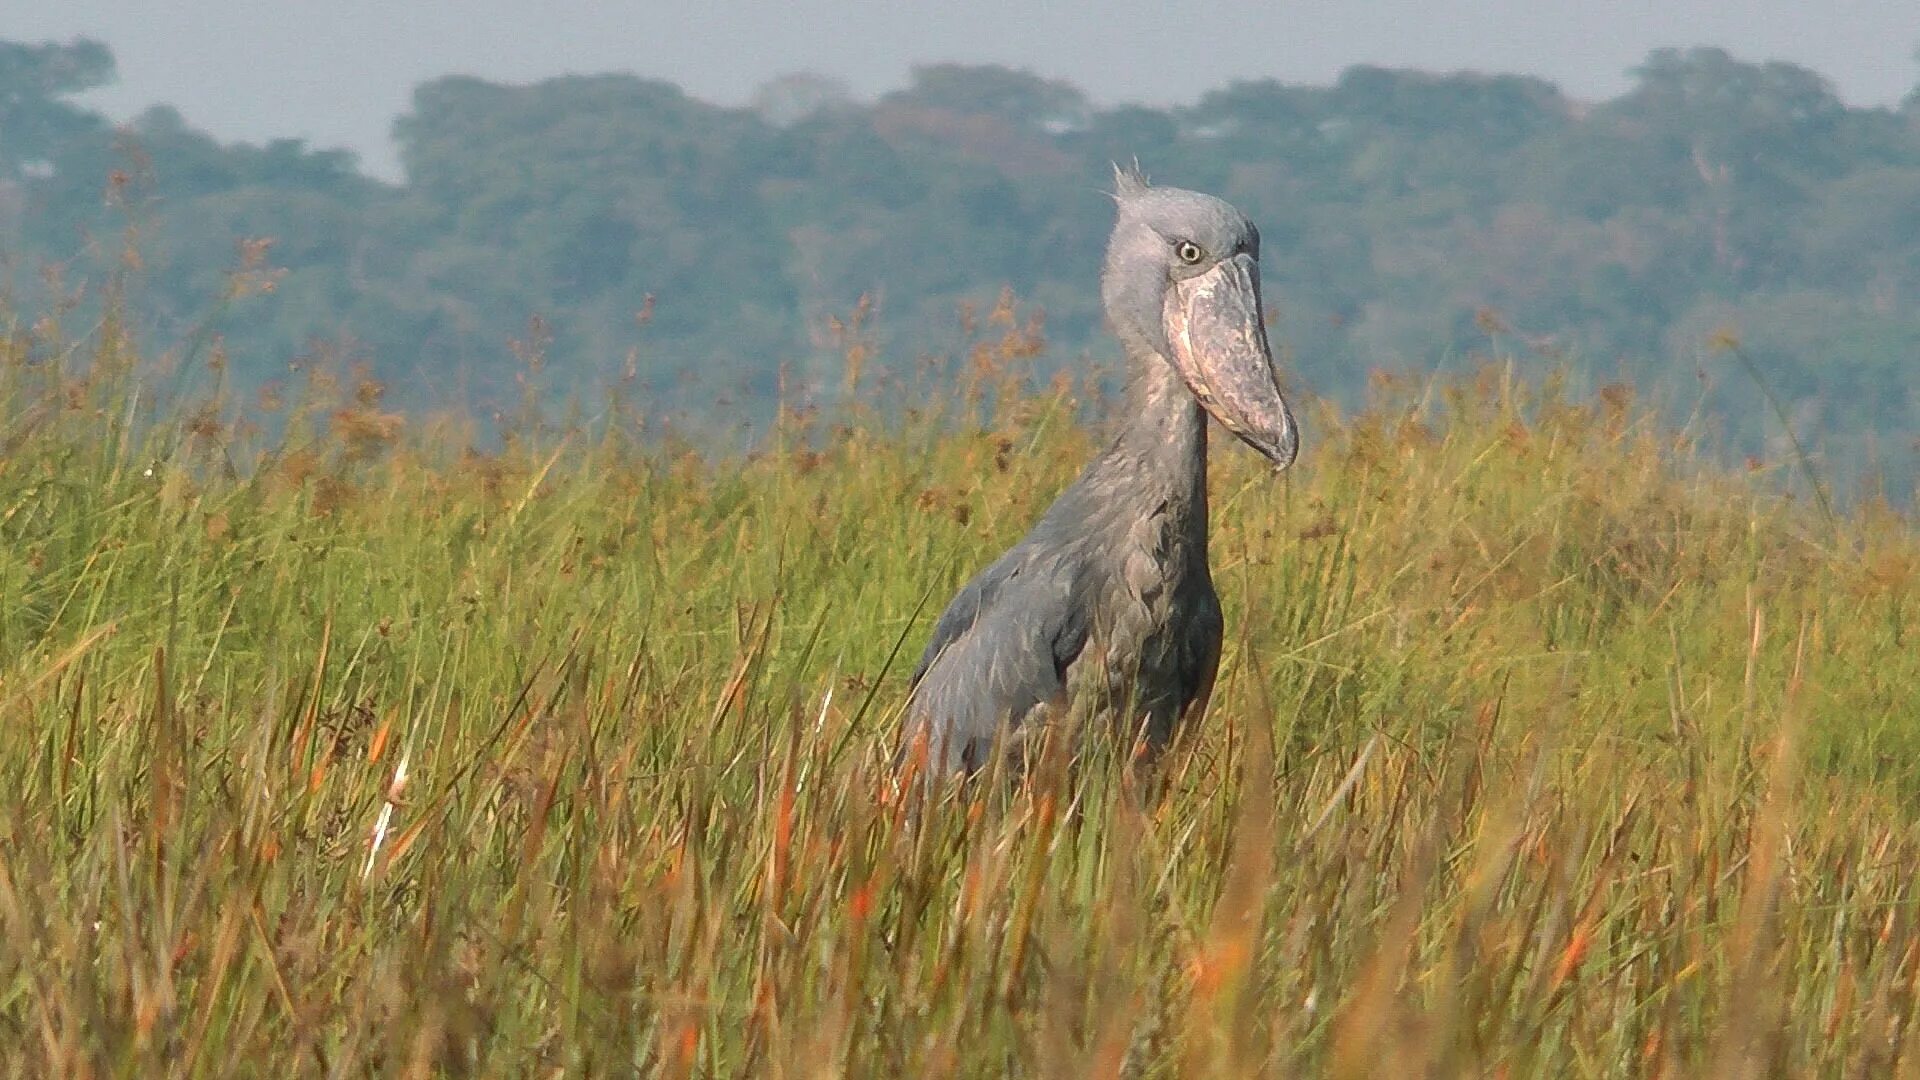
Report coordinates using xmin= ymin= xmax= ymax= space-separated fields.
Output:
xmin=6 ymin=0 xmax=1917 ymax=180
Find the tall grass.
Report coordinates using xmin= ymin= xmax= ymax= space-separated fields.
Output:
xmin=2 ymin=297 xmax=1918 ymax=1077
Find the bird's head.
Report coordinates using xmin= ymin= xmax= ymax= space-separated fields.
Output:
xmin=1101 ymin=164 xmax=1298 ymax=470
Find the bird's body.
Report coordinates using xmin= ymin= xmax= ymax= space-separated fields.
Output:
xmin=907 ymin=360 xmax=1221 ymax=770
xmin=903 ymin=168 xmax=1298 ymax=774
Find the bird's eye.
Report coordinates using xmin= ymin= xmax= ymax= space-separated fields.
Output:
xmin=1175 ymin=241 xmax=1204 ymax=265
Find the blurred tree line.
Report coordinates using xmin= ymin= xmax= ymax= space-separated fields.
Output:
xmin=2 ymin=38 xmax=1916 ymax=495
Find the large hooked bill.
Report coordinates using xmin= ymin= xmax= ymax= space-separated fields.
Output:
xmin=1162 ymin=252 xmax=1299 ymax=471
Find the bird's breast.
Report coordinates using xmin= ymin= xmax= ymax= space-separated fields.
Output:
xmin=1083 ymin=502 xmax=1214 ymax=691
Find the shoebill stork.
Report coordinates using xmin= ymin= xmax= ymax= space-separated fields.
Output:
xmin=902 ymin=166 xmax=1299 ymax=774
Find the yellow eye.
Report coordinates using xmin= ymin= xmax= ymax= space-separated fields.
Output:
xmin=1175 ymin=241 xmax=1204 ymax=265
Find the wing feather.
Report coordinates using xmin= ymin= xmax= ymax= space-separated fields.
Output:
xmin=904 ymin=545 xmax=1090 ymax=772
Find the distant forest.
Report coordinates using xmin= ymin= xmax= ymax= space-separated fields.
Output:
xmin=2 ymin=38 xmax=1917 ymax=495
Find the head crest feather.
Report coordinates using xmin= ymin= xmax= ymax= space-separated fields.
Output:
xmin=1110 ymin=160 xmax=1150 ymax=203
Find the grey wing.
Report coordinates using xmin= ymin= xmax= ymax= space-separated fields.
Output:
xmin=904 ymin=547 xmax=1089 ymax=772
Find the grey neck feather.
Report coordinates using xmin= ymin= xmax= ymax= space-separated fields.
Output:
xmin=1084 ymin=345 xmax=1209 ymax=545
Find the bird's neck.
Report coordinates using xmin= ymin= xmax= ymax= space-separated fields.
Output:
xmin=1104 ymin=350 xmax=1209 ymax=525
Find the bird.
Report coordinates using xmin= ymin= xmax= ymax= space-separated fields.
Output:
xmin=901 ymin=165 xmax=1299 ymax=776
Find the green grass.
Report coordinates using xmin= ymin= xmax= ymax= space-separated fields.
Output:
xmin=2 ymin=308 xmax=1919 ymax=1077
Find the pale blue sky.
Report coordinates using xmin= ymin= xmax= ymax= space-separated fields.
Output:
xmin=5 ymin=0 xmax=1917 ymax=180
